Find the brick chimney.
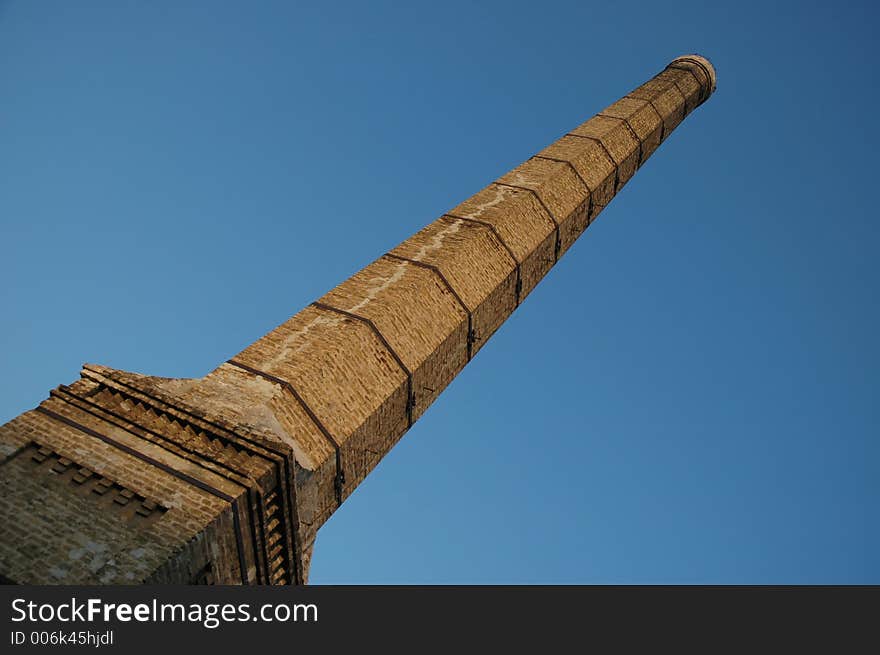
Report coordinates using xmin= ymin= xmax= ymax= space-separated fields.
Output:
xmin=0 ymin=55 xmax=716 ymax=585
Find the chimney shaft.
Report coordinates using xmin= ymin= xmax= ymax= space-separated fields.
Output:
xmin=0 ymin=56 xmax=716 ymax=585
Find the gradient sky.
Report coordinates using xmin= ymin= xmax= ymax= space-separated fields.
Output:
xmin=1 ymin=1 xmax=877 ymax=583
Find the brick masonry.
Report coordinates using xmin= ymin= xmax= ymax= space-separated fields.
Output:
xmin=0 ymin=56 xmax=716 ymax=585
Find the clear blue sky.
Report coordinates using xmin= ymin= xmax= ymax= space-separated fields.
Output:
xmin=1 ymin=1 xmax=877 ymax=583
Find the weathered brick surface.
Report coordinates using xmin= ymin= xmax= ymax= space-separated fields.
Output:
xmin=233 ymin=304 xmax=410 ymax=502
xmin=537 ymin=136 xmax=617 ymax=216
xmin=628 ymin=78 xmax=687 ymax=140
xmin=599 ymin=97 xmax=664 ymax=164
xmin=0 ymin=407 xmax=245 ymax=584
xmin=570 ymin=115 xmax=641 ymax=189
xmin=498 ymin=157 xmax=591 ymax=257
xmin=318 ymin=256 xmax=470 ymax=420
xmin=389 ymin=216 xmax=518 ymax=356
xmin=656 ymin=68 xmax=703 ymax=115
xmin=0 ymin=55 xmax=716 ymax=584
xmin=450 ymin=184 xmax=557 ymax=300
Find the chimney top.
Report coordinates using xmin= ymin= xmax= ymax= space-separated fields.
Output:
xmin=671 ymin=54 xmax=717 ymax=96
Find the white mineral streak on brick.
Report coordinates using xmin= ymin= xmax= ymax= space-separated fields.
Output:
xmin=265 ymin=218 xmax=465 ymax=369
xmin=467 ymin=184 xmax=511 ymax=217
xmin=346 ymin=262 xmax=408 ymax=315
xmin=506 ymin=171 xmax=531 ymax=187
xmin=264 ymin=313 xmax=342 ymax=367
xmin=341 ymin=218 xmax=464 ymax=314
xmin=412 ymin=218 xmax=462 ymax=261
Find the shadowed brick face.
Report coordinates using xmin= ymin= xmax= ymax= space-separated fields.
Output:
xmin=0 ymin=55 xmax=716 ymax=584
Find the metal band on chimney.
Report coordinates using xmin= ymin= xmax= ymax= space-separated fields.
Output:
xmin=531 ymin=156 xmax=595 ymax=225
xmin=445 ymin=213 xmax=523 ymax=306
xmin=597 ymin=114 xmax=644 ymax=168
xmin=310 ymin=301 xmax=415 ymax=428
xmin=382 ymin=253 xmax=475 ymax=361
xmin=565 ymin=133 xmax=620 ymax=193
xmin=493 ymin=182 xmax=562 ymax=262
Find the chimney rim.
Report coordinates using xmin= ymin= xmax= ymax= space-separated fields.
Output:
xmin=670 ymin=54 xmax=717 ymax=96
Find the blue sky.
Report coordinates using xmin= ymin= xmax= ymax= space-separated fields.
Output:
xmin=1 ymin=1 xmax=877 ymax=583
